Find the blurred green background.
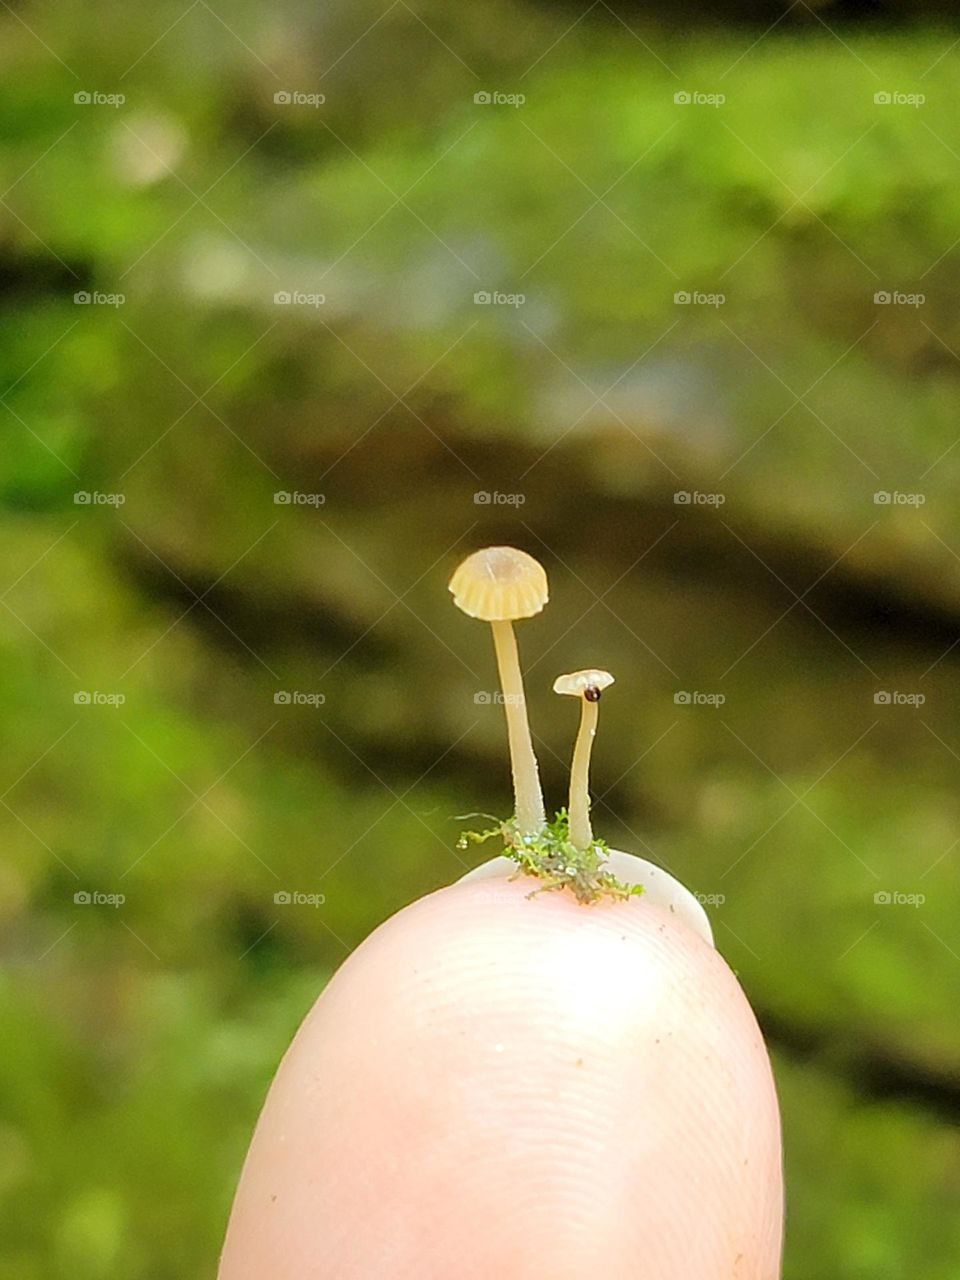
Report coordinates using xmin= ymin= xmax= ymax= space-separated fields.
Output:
xmin=2 ymin=0 xmax=960 ymax=1275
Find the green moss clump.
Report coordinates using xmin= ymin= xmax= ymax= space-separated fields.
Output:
xmin=457 ymin=810 xmax=645 ymax=905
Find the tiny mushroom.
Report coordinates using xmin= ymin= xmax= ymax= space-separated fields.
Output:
xmin=449 ymin=547 xmax=548 ymax=835
xmin=552 ymin=668 xmax=615 ymax=850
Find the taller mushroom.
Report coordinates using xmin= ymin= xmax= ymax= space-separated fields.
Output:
xmin=448 ymin=546 xmax=548 ymax=835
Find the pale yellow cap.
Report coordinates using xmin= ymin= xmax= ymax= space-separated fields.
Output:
xmin=552 ymin=669 xmax=615 ymax=698
xmin=448 ymin=546 xmax=548 ymax=621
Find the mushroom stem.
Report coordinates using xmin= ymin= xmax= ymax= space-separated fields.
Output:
xmin=568 ymin=696 xmax=599 ymax=850
xmin=490 ymin=619 xmax=545 ymax=834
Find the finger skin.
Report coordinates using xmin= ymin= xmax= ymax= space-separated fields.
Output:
xmin=219 ymin=877 xmax=783 ymax=1279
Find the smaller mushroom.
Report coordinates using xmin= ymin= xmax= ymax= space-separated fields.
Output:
xmin=553 ymin=668 xmax=615 ymax=850
xmin=449 ymin=547 xmax=549 ymax=834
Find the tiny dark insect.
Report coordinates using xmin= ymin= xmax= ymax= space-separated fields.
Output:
xmin=584 ymin=685 xmax=601 ymax=702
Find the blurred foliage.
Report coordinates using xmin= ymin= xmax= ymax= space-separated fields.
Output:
xmin=3 ymin=0 xmax=960 ymax=1276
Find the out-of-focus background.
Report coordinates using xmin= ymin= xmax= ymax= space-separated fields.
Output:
xmin=2 ymin=0 xmax=960 ymax=1274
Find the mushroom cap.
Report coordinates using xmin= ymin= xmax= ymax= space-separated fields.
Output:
xmin=552 ymin=668 xmax=616 ymax=697
xmin=448 ymin=546 xmax=548 ymax=621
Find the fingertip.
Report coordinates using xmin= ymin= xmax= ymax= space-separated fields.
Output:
xmin=220 ymin=877 xmax=782 ymax=1279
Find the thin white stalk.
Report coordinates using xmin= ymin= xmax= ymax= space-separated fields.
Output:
xmin=490 ymin=619 xmax=545 ymax=834
xmin=568 ymin=696 xmax=598 ymax=850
